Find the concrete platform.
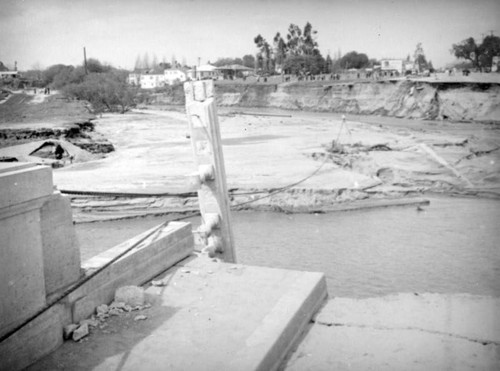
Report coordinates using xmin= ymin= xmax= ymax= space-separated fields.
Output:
xmin=29 ymin=256 xmax=328 ymax=371
xmin=284 ymin=293 xmax=500 ymax=370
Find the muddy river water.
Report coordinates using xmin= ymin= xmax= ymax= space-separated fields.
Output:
xmin=76 ymin=195 xmax=500 ymax=298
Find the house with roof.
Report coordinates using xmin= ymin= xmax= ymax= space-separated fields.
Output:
xmin=186 ymin=64 xmax=219 ymax=81
xmin=380 ymin=59 xmax=404 ymax=74
xmin=0 ymin=71 xmax=19 ymax=79
xmin=0 ymin=61 xmax=19 ymax=79
xmin=128 ymin=67 xmax=187 ymax=89
xmin=380 ymin=58 xmax=416 ymax=75
xmin=163 ymin=69 xmax=187 ymax=85
xmin=215 ymin=64 xmax=252 ymax=79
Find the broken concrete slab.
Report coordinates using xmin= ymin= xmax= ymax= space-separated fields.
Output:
xmin=285 ymin=293 xmax=500 ymax=370
xmin=29 ymin=257 xmax=328 ymax=371
xmin=71 ymin=323 xmax=89 ymax=342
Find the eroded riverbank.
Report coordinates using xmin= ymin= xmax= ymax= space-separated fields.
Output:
xmin=1 ymin=85 xmax=499 ymax=221
xmin=45 ymin=107 xmax=500 ymax=222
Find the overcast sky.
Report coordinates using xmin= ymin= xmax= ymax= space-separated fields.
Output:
xmin=1 ymin=0 xmax=499 ymax=71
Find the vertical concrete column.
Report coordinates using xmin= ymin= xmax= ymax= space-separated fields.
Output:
xmin=184 ymin=80 xmax=236 ymax=262
xmin=40 ymin=192 xmax=81 ymax=296
xmin=0 ymin=163 xmax=52 ymax=338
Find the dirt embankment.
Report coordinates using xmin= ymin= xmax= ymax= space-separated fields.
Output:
xmin=0 ymin=92 xmax=115 ymax=155
xmin=0 ymin=121 xmax=114 ymax=154
xmin=216 ymin=81 xmax=500 ymax=123
xmin=150 ymin=80 xmax=500 ymax=123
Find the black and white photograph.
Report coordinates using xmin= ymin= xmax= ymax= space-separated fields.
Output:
xmin=1 ymin=0 xmax=499 ymax=369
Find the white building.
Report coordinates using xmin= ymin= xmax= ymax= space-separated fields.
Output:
xmin=380 ymin=59 xmax=404 ymax=74
xmin=127 ymin=73 xmax=141 ymax=86
xmin=139 ymin=73 xmax=165 ymax=89
xmin=0 ymin=71 xmax=19 ymax=79
xmin=492 ymin=56 xmax=500 ymax=72
xmin=127 ymin=68 xmax=187 ymax=89
xmin=187 ymin=64 xmax=219 ymax=80
xmin=164 ymin=69 xmax=187 ymax=85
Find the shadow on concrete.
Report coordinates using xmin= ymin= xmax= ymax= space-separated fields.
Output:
xmin=27 ymin=303 xmax=180 ymax=371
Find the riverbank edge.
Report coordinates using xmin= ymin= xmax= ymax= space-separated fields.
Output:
xmin=68 ymin=188 xmax=500 ymax=224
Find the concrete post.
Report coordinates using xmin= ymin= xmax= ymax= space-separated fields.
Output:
xmin=0 ymin=164 xmax=52 ymax=339
xmin=184 ymin=80 xmax=236 ymax=263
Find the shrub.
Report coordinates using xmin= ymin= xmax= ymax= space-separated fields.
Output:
xmin=64 ymin=71 xmax=137 ymax=113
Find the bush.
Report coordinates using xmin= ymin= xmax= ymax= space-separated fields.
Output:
xmin=64 ymin=71 xmax=137 ymax=113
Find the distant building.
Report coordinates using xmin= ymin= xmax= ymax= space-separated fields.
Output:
xmin=492 ymin=56 xmax=500 ymax=72
xmin=0 ymin=61 xmax=9 ymax=72
xmin=380 ymin=59 xmax=404 ymax=74
xmin=404 ymin=61 xmax=416 ymax=74
xmin=186 ymin=64 xmax=219 ymax=81
xmin=164 ymin=69 xmax=187 ymax=84
xmin=127 ymin=72 xmax=141 ymax=86
xmin=138 ymin=72 xmax=165 ymax=89
xmin=127 ymin=68 xmax=187 ymax=89
xmin=0 ymin=71 xmax=19 ymax=79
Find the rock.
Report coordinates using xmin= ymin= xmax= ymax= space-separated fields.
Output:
xmin=134 ymin=315 xmax=147 ymax=321
xmin=109 ymin=301 xmax=126 ymax=310
xmin=108 ymin=308 xmax=123 ymax=316
xmin=72 ymin=323 xmax=89 ymax=341
xmin=63 ymin=324 xmax=79 ymax=340
xmin=80 ymin=318 xmax=99 ymax=328
xmin=96 ymin=313 xmax=109 ymax=321
xmin=115 ymin=286 xmax=145 ymax=306
xmin=96 ymin=304 xmax=109 ymax=315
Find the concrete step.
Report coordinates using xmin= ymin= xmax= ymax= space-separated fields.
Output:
xmin=29 ymin=256 xmax=328 ymax=371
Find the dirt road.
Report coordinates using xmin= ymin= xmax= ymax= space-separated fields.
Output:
xmin=0 ymin=90 xmax=94 ymax=126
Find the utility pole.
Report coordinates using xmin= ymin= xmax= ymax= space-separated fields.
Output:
xmin=83 ymin=47 xmax=88 ymax=75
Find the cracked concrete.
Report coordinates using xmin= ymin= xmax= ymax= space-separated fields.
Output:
xmin=313 ymin=322 xmax=499 ymax=347
xmin=284 ymin=293 xmax=500 ymax=370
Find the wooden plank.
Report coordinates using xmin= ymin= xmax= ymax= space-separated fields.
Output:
xmin=184 ymin=80 xmax=236 ymax=262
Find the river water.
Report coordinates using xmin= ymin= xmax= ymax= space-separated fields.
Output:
xmin=76 ymin=196 xmax=500 ymax=298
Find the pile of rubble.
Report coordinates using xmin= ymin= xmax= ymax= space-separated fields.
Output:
xmin=63 ymin=286 xmax=151 ymax=342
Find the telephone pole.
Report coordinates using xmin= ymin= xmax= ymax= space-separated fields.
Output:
xmin=83 ymin=47 xmax=88 ymax=75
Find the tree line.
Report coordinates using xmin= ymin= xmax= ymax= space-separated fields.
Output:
xmin=29 ymin=59 xmax=136 ymax=113
xmin=253 ymin=22 xmax=327 ymax=75
xmin=451 ymin=34 xmax=500 ymax=71
xmin=251 ymin=22 xmax=433 ymax=76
